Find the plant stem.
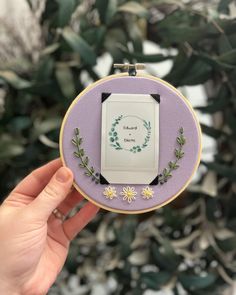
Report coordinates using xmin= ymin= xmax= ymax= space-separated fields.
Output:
xmin=72 ymin=129 xmax=100 ymax=183
xmin=159 ymin=127 xmax=186 ymax=184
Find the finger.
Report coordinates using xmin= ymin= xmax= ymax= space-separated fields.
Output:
xmin=63 ymin=202 xmax=99 ymax=241
xmin=57 ymin=189 xmax=84 ymax=216
xmin=28 ymin=166 xmax=73 ymax=221
xmin=11 ymin=158 xmax=62 ymax=198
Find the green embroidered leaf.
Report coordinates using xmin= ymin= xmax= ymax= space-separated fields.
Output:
xmin=85 ymin=171 xmax=92 ymax=176
xmin=75 ymin=128 xmax=80 ymax=136
xmin=78 ymin=137 xmax=83 ymax=145
xmin=177 ymin=135 xmax=186 ymax=146
xmin=175 ymin=149 xmax=184 ymax=159
xmin=71 ymin=139 xmax=77 ymax=146
xmin=74 ymin=151 xmax=80 ymax=158
xmin=84 ymin=156 xmax=89 ymax=166
xmin=163 ymin=168 xmax=172 ymax=178
xmin=169 ymin=161 xmax=180 ymax=170
xmin=79 ymin=149 xmax=84 ymax=157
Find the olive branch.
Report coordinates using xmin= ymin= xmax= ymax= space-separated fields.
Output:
xmin=159 ymin=127 xmax=186 ymax=185
xmin=72 ymin=128 xmax=100 ymax=184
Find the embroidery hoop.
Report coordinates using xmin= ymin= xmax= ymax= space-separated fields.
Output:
xmin=59 ymin=72 xmax=202 ymax=214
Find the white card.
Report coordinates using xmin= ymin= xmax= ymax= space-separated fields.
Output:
xmin=101 ymin=93 xmax=159 ymax=184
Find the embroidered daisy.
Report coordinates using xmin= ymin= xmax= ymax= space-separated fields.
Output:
xmin=120 ymin=186 xmax=137 ymax=203
xmin=103 ymin=186 xmax=117 ymax=200
xmin=141 ymin=186 xmax=154 ymax=199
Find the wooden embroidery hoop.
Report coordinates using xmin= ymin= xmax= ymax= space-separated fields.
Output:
xmin=59 ymin=65 xmax=202 ymax=214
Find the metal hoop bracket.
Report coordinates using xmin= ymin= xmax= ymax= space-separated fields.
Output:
xmin=113 ymin=63 xmax=145 ymax=76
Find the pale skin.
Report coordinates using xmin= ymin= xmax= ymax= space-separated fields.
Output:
xmin=0 ymin=159 xmax=99 ymax=295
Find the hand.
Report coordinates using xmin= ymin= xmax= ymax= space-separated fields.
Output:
xmin=0 ymin=159 xmax=99 ymax=295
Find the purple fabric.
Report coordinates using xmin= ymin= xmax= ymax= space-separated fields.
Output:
xmin=61 ymin=76 xmax=201 ymax=212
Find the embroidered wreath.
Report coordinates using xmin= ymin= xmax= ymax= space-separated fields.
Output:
xmin=109 ymin=115 xmax=151 ymax=153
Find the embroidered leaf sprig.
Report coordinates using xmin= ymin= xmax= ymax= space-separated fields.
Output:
xmin=109 ymin=115 xmax=123 ymax=149
xmin=72 ymin=128 xmax=100 ymax=184
xmin=129 ymin=119 xmax=151 ymax=153
xmin=109 ymin=115 xmax=152 ymax=153
xmin=159 ymin=127 xmax=186 ymax=185
xmin=142 ymin=120 xmax=151 ymax=148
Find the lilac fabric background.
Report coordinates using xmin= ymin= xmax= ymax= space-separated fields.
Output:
xmin=60 ymin=75 xmax=201 ymax=213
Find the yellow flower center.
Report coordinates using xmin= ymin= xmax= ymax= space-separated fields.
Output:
xmin=127 ymin=191 xmax=134 ymax=197
xmin=145 ymin=191 xmax=152 ymax=196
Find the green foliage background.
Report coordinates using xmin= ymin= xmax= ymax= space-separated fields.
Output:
xmin=1 ymin=0 xmax=236 ymax=294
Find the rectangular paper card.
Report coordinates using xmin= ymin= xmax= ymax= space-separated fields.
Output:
xmin=101 ymin=93 xmax=160 ymax=184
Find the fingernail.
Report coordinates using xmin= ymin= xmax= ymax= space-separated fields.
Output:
xmin=56 ymin=167 xmax=71 ymax=183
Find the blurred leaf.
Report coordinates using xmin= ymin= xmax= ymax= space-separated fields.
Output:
xmin=41 ymin=43 xmax=60 ymax=55
xmin=8 ymin=116 xmax=32 ymax=132
xmin=156 ymin=10 xmax=208 ymax=44
xmin=82 ymin=26 xmax=106 ymax=50
xmin=198 ymin=52 xmax=235 ymax=70
xmin=178 ymin=273 xmax=216 ymax=290
xmin=62 ymin=27 xmax=97 ymax=65
xmin=95 ymin=0 xmax=117 ymax=24
xmin=201 ymin=123 xmax=227 ymax=139
xmin=118 ymin=1 xmax=148 ymax=17
xmin=33 ymin=117 xmax=61 ymax=138
xmin=196 ymin=85 xmax=229 ymax=114
xmin=35 ymin=56 xmax=55 ymax=82
xmin=217 ymin=236 xmax=236 ymax=252
xmin=202 ymin=161 xmax=236 ymax=182
xmin=218 ymin=0 xmax=234 ymax=14
xmin=225 ymin=112 xmax=236 ymax=134
xmin=95 ymin=0 xmax=109 ymax=23
xmin=104 ymin=28 xmax=127 ymax=61
xmin=56 ymin=0 xmax=76 ymax=27
xmin=165 ymin=54 xmax=212 ymax=86
xmin=115 ymin=216 xmax=137 ymax=258
xmin=151 ymin=241 xmax=181 ymax=272
xmin=55 ymin=63 xmax=76 ymax=99
xmin=218 ymin=34 xmax=233 ymax=54
xmin=217 ymin=49 xmax=236 ymax=66
xmin=196 ymin=99 xmax=228 ymax=114
xmin=0 ymin=71 xmax=31 ymax=89
xmin=141 ymin=271 xmax=171 ymax=290
xmin=126 ymin=21 xmax=143 ymax=53
xmin=0 ymin=135 xmax=24 ymax=159
xmin=122 ymin=51 xmax=172 ymax=63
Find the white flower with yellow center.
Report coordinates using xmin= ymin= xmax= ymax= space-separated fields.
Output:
xmin=141 ymin=186 xmax=154 ymax=199
xmin=103 ymin=186 xmax=117 ymax=200
xmin=120 ymin=186 xmax=137 ymax=203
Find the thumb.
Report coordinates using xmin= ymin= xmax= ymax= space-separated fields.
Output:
xmin=28 ymin=166 xmax=73 ymax=221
